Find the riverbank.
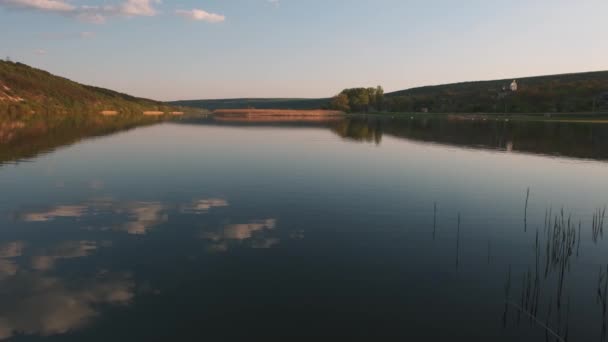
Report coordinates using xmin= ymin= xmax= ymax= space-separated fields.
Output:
xmin=213 ymin=109 xmax=343 ymax=116
xmin=212 ymin=109 xmax=344 ymax=122
xmin=352 ymin=111 xmax=608 ymax=124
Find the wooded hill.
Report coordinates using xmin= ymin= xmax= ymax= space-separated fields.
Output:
xmin=383 ymin=71 xmax=608 ymax=113
xmin=0 ymin=60 xmax=180 ymax=117
xmin=173 ymin=70 xmax=608 ymax=114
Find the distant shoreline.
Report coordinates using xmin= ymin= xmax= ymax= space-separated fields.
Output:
xmin=348 ymin=111 xmax=608 ymax=124
xmin=211 ymin=109 xmax=344 ymax=123
xmin=213 ymin=109 xmax=343 ymax=116
xmin=209 ymin=108 xmax=608 ymax=124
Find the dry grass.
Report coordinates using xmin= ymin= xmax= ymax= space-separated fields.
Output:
xmin=212 ymin=109 xmax=344 ymax=123
xmin=213 ymin=116 xmax=343 ymax=123
xmin=143 ymin=111 xmax=164 ymax=116
xmin=0 ymin=83 xmax=24 ymax=102
xmin=213 ymin=109 xmax=344 ymax=117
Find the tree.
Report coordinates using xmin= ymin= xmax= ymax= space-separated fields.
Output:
xmin=367 ymin=87 xmax=377 ymax=110
xmin=334 ymin=86 xmax=386 ymax=113
xmin=330 ymin=93 xmax=350 ymax=112
xmin=375 ymin=86 xmax=384 ymax=111
xmin=352 ymin=90 xmax=370 ymax=112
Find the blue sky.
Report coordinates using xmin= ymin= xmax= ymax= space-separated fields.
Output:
xmin=0 ymin=0 xmax=607 ymax=101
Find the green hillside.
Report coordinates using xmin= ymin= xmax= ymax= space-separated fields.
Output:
xmin=0 ymin=60 xmax=181 ymax=117
xmin=169 ymin=98 xmax=329 ymax=111
xmin=383 ymin=70 xmax=608 ymax=113
xmin=0 ymin=60 xmax=198 ymax=163
xmin=173 ymin=71 xmax=608 ymax=114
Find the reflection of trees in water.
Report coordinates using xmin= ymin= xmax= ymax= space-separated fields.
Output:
xmin=4 ymin=115 xmax=608 ymax=165
xmin=330 ymin=118 xmax=383 ymax=145
xmin=330 ymin=116 xmax=608 ymax=160
xmin=0 ymin=115 xmax=168 ymax=166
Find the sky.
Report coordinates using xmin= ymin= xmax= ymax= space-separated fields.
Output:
xmin=0 ymin=0 xmax=607 ymax=101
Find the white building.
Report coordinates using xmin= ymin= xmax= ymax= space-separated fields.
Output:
xmin=510 ymin=80 xmax=518 ymax=92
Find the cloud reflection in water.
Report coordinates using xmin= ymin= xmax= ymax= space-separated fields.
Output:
xmin=200 ymin=219 xmax=280 ymax=252
xmin=120 ymin=202 xmax=168 ymax=235
xmin=0 ymin=242 xmax=24 ymax=278
xmin=0 ymin=272 xmax=134 ymax=340
xmin=20 ymin=205 xmax=88 ymax=222
xmin=17 ymin=197 xmax=230 ymax=236
xmin=31 ymin=241 xmax=98 ymax=271
xmin=0 ymin=238 xmax=133 ymax=340
xmin=180 ymin=198 xmax=228 ymax=214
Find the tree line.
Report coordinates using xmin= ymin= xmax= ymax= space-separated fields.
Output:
xmin=327 ymin=71 xmax=608 ymax=114
xmin=329 ymin=86 xmax=385 ymax=113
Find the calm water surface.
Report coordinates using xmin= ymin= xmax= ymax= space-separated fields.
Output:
xmin=1 ymin=118 xmax=608 ymax=341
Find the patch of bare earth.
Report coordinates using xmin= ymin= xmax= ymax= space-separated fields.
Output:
xmin=0 ymin=83 xmax=24 ymax=102
xmin=213 ymin=109 xmax=344 ymax=117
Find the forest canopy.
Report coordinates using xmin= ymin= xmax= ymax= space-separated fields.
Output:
xmin=329 ymin=86 xmax=385 ymax=113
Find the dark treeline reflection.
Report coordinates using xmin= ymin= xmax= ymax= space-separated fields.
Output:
xmin=331 ymin=116 xmax=608 ymax=160
xmin=4 ymin=114 xmax=608 ymax=166
xmin=0 ymin=115 xmax=171 ymax=166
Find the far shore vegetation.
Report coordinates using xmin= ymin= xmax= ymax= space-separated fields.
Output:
xmin=173 ymin=70 xmax=608 ymax=117
xmin=3 ymin=58 xmax=608 ymax=139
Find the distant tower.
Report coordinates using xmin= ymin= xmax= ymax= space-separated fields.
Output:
xmin=510 ymin=80 xmax=518 ymax=92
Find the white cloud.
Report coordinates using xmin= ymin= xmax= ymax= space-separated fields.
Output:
xmin=175 ymin=8 xmax=225 ymax=23
xmin=120 ymin=0 xmax=158 ymax=17
xmin=37 ymin=31 xmax=96 ymax=40
xmin=0 ymin=0 xmax=74 ymax=12
xmin=33 ymin=48 xmax=47 ymax=55
xmin=0 ymin=0 xmax=162 ymax=23
xmin=79 ymin=31 xmax=95 ymax=38
xmin=75 ymin=9 xmax=107 ymax=24
xmin=267 ymin=0 xmax=279 ymax=7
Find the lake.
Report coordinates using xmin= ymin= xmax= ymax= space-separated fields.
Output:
xmin=1 ymin=116 xmax=608 ymax=341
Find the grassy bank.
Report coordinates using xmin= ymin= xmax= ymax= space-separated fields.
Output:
xmin=0 ymin=60 xmax=196 ymax=118
xmin=351 ymin=111 xmax=608 ymax=124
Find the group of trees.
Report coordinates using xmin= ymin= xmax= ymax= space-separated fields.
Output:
xmin=329 ymin=86 xmax=385 ymax=113
xmin=327 ymin=72 xmax=608 ymax=114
